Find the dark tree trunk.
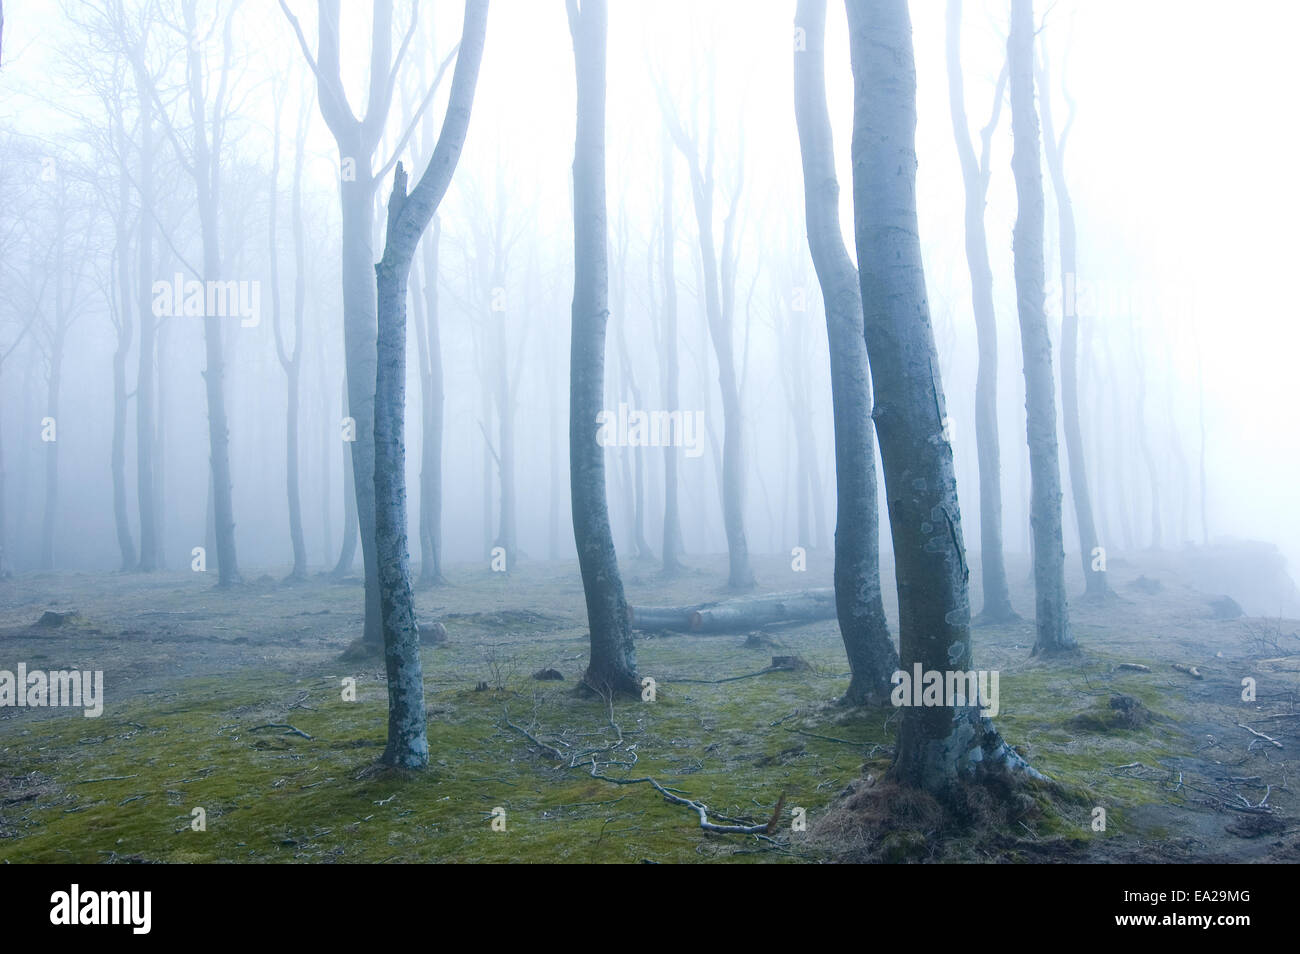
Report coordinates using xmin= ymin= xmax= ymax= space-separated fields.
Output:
xmin=945 ymin=0 xmax=1015 ymax=621
xmin=793 ymin=0 xmax=898 ymax=706
xmin=372 ymin=0 xmax=487 ymax=767
xmin=1038 ymin=49 xmax=1109 ymax=601
xmin=1008 ymin=0 xmax=1072 ymax=653
xmin=568 ymin=0 xmax=638 ymax=695
xmin=846 ymin=0 xmax=1038 ymax=794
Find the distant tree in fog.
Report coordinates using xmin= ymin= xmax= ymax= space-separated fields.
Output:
xmin=945 ymin=0 xmax=1016 ymax=622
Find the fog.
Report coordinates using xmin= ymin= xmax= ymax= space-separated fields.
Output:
xmin=1 ymin=0 xmax=1295 ymax=596
xmin=4 ymin=0 xmax=1300 ymax=875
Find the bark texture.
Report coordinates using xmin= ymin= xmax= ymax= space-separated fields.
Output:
xmin=794 ymin=0 xmax=898 ymax=705
xmin=372 ymin=0 xmax=487 ymax=768
xmin=846 ymin=0 xmax=1039 ymax=793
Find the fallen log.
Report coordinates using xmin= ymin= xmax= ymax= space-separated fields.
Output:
xmin=629 ymin=589 xmax=837 ymax=634
xmin=627 ymin=606 xmax=695 ymax=632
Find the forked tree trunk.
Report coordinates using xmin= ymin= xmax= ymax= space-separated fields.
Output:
xmin=568 ymin=0 xmax=638 ymax=695
xmin=847 ymin=0 xmax=1039 ymax=794
xmin=945 ymin=0 xmax=1015 ymax=621
xmin=1038 ymin=48 xmax=1109 ymax=601
xmin=372 ymin=0 xmax=487 ymax=768
xmin=793 ymin=0 xmax=897 ymax=705
xmin=1008 ymin=0 xmax=1072 ymax=653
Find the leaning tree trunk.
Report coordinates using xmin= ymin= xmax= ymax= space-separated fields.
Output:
xmin=846 ymin=0 xmax=1039 ymax=795
xmin=1038 ymin=49 xmax=1109 ymax=601
xmin=372 ymin=0 xmax=488 ymax=768
xmin=945 ymin=0 xmax=1015 ymax=621
xmin=793 ymin=0 xmax=897 ymax=706
xmin=1009 ymin=0 xmax=1072 ymax=653
xmin=568 ymin=0 xmax=638 ymax=695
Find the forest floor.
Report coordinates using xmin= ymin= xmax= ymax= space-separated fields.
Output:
xmin=0 ymin=543 xmax=1297 ymax=863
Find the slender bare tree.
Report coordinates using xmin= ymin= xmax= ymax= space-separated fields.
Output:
xmin=1009 ymin=0 xmax=1073 ymax=652
xmin=372 ymin=0 xmax=487 ymax=767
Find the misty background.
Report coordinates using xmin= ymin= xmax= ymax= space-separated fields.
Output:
xmin=1 ymin=0 xmax=1296 ymax=606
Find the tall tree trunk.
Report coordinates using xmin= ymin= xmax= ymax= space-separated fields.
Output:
xmin=658 ymin=136 xmax=683 ymax=575
xmin=568 ymin=0 xmax=638 ymax=695
xmin=945 ymin=0 xmax=1015 ymax=621
xmin=183 ymin=0 xmax=240 ymax=587
xmin=1009 ymin=0 xmax=1072 ymax=653
xmin=41 ymin=330 xmax=61 ymax=572
xmin=661 ymin=76 xmax=754 ymax=590
xmin=847 ymin=0 xmax=1037 ymax=793
xmin=111 ymin=211 xmax=136 ymax=571
xmin=413 ymin=217 xmax=446 ymax=584
xmin=1038 ymin=49 xmax=1108 ymax=600
xmin=132 ymin=53 xmax=158 ymax=572
xmin=372 ymin=0 xmax=487 ymax=767
xmin=794 ymin=0 xmax=898 ymax=706
xmin=334 ymin=378 xmax=359 ymax=573
xmin=269 ymin=85 xmax=309 ymax=580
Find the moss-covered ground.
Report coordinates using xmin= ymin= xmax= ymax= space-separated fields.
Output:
xmin=1 ymin=546 xmax=1296 ymax=862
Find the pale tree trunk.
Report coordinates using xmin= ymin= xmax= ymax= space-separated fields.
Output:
xmin=165 ymin=0 xmax=241 ymax=587
xmin=372 ymin=0 xmax=487 ymax=767
xmin=334 ymin=378 xmax=359 ymax=573
xmin=130 ymin=46 xmax=159 ymax=572
xmin=153 ymin=313 xmax=168 ymax=567
xmin=1009 ymin=0 xmax=1072 ymax=653
xmin=660 ymin=70 xmax=754 ymax=590
xmin=945 ymin=0 xmax=1015 ymax=621
xmin=1038 ymin=47 xmax=1109 ymax=600
xmin=568 ymin=0 xmax=638 ymax=695
xmin=269 ymin=81 xmax=310 ymax=579
xmin=847 ymin=0 xmax=1039 ymax=793
xmin=657 ymin=136 xmax=683 ymax=575
xmin=110 ymin=169 xmax=137 ymax=571
xmin=794 ymin=0 xmax=898 ymax=706
xmin=281 ymin=0 xmax=414 ymax=643
xmin=412 ymin=217 xmax=446 ymax=584
xmin=612 ymin=213 xmax=652 ymax=560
